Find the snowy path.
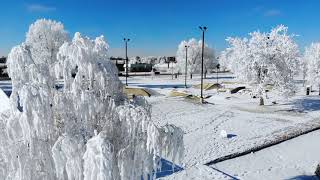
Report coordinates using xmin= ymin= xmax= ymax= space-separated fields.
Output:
xmin=164 ymin=129 xmax=320 ymax=179
xmin=213 ymin=129 xmax=320 ymax=180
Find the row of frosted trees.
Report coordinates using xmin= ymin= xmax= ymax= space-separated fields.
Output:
xmin=176 ymin=25 xmax=320 ymax=105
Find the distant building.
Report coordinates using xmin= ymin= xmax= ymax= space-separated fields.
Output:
xmin=124 ymin=63 xmax=153 ymax=72
xmin=110 ymin=56 xmax=176 ymax=73
xmin=153 ymin=56 xmax=178 ymax=74
xmin=109 ymin=56 xmax=125 ymax=71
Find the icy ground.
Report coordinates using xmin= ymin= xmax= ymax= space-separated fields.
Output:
xmin=119 ymin=73 xmax=320 ymax=179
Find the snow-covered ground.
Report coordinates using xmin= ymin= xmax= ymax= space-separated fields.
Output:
xmin=118 ymin=73 xmax=320 ymax=179
xmin=1 ymin=72 xmax=319 ymax=179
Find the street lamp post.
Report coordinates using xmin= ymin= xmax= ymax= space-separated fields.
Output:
xmin=171 ymin=61 xmax=174 ymax=80
xmin=199 ymin=26 xmax=207 ymax=103
xmin=216 ymin=63 xmax=220 ymax=84
xmin=124 ymin=38 xmax=130 ymax=86
xmin=185 ymin=45 xmax=189 ymax=88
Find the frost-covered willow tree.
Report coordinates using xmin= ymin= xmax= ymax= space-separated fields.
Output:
xmin=221 ymin=25 xmax=300 ymax=105
xmin=304 ymin=43 xmax=320 ymax=92
xmin=176 ymin=38 xmax=217 ymax=79
xmin=0 ymin=19 xmax=183 ymax=180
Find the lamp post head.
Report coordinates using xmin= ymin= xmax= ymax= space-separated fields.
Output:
xmin=199 ymin=26 xmax=208 ymax=31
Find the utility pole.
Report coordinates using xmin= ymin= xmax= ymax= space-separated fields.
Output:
xmin=185 ymin=45 xmax=189 ymax=88
xmin=124 ymin=38 xmax=130 ymax=86
xmin=199 ymin=26 xmax=207 ymax=103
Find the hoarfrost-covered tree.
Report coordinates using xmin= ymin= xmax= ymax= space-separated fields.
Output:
xmin=221 ymin=25 xmax=300 ymax=105
xmin=176 ymin=38 xmax=217 ymax=79
xmin=2 ymin=19 xmax=69 ymax=180
xmin=0 ymin=19 xmax=184 ymax=180
xmin=219 ymin=37 xmax=249 ymax=79
xmin=304 ymin=43 xmax=320 ymax=92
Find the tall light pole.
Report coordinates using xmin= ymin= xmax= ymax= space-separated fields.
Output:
xmin=185 ymin=45 xmax=190 ymax=88
xmin=216 ymin=63 xmax=220 ymax=84
xmin=199 ymin=26 xmax=207 ymax=103
xmin=124 ymin=38 xmax=130 ymax=86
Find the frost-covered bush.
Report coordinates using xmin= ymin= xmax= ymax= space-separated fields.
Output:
xmin=221 ymin=25 xmax=300 ymax=104
xmin=176 ymin=38 xmax=217 ymax=78
xmin=0 ymin=19 xmax=183 ymax=180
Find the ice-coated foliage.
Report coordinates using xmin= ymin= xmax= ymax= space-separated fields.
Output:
xmin=304 ymin=43 xmax=320 ymax=87
xmin=220 ymin=25 xmax=300 ymax=98
xmin=176 ymin=38 xmax=217 ymax=75
xmin=0 ymin=19 xmax=184 ymax=180
xmin=3 ymin=19 xmax=69 ymax=180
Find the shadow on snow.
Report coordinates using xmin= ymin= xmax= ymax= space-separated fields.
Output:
xmin=136 ymin=84 xmax=186 ymax=89
xmin=286 ymin=175 xmax=319 ymax=180
xmin=292 ymin=97 xmax=320 ymax=112
xmin=141 ymin=158 xmax=183 ymax=179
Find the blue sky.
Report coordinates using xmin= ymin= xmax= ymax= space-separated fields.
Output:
xmin=1 ymin=0 xmax=320 ymax=57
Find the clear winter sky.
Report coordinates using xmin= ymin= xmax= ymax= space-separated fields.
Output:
xmin=1 ymin=0 xmax=320 ymax=57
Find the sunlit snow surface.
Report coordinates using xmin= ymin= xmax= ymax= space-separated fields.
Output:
xmin=119 ymin=74 xmax=320 ymax=179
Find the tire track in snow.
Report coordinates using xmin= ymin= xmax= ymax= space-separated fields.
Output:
xmin=186 ymin=110 xmax=233 ymax=134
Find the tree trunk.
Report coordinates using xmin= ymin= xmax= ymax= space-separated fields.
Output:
xmin=315 ymin=164 xmax=320 ymax=177
xmin=259 ymin=97 xmax=264 ymax=106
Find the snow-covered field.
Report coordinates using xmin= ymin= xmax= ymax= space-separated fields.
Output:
xmin=118 ymin=73 xmax=320 ymax=179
